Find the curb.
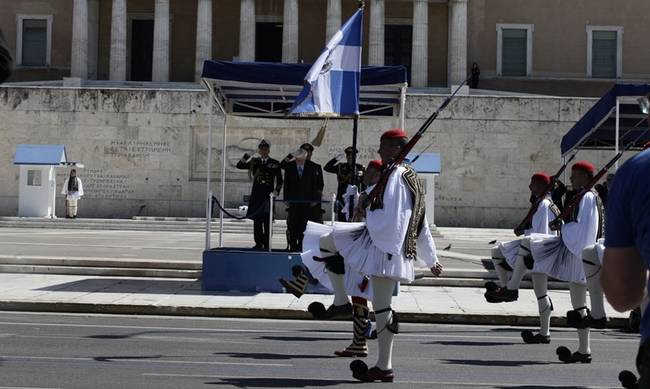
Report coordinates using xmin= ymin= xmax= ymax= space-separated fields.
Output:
xmin=0 ymin=301 xmax=629 ymax=329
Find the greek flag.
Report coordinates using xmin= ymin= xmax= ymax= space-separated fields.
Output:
xmin=289 ymin=9 xmax=363 ymax=116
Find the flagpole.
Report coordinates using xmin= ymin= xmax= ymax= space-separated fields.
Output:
xmin=351 ymin=114 xmax=359 ymax=183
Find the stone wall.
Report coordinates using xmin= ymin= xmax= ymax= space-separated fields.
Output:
xmin=0 ymin=86 xmax=614 ymax=227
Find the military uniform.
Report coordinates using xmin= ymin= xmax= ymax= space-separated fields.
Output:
xmin=236 ymin=148 xmax=283 ymax=249
xmin=324 ymin=157 xmax=365 ymax=221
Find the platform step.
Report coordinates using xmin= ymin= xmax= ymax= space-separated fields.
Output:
xmin=0 ymin=264 xmax=200 ymax=278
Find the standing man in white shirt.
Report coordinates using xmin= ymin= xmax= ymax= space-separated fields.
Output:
xmin=61 ymin=169 xmax=84 ymax=219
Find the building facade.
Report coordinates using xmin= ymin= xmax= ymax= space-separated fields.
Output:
xmin=2 ymin=0 xmax=649 ymax=95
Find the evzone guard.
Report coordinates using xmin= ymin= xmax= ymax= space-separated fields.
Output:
xmin=282 ymin=129 xmax=443 ymax=382
xmin=279 ymin=160 xmax=383 ymax=358
xmin=485 ymin=172 xmax=561 ymax=344
xmin=486 ymin=160 xmax=603 ymax=363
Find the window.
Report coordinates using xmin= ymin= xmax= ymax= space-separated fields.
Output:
xmin=16 ymin=15 xmax=53 ymax=66
xmin=587 ymin=26 xmax=623 ymax=79
xmin=27 ymin=170 xmax=42 ymax=186
xmin=496 ymin=24 xmax=533 ymax=77
xmin=256 ymin=22 xmax=283 ymax=62
xmin=385 ymin=24 xmax=413 ymax=83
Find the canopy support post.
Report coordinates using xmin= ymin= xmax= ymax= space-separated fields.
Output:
xmin=205 ymin=92 xmax=213 ymax=251
xmin=219 ymin=114 xmax=228 ymax=247
xmin=399 ymin=85 xmax=406 ymax=130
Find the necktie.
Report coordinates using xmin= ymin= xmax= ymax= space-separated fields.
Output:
xmin=298 ymin=166 xmax=303 ymax=178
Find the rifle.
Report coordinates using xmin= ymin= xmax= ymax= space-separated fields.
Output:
xmin=550 ymin=126 xmax=650 ymax=229
xmin=363 ymin=76 xmax=472 ymax=207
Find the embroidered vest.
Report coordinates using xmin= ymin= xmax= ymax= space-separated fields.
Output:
xmin=368 ymin=165 xmax=426 ymax=259
xmin=567 ymin=189 xmax=605 ymax=239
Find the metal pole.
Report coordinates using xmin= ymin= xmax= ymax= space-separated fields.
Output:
xmin=205 ymin=95 xmax=213 ymax=250
xmin=219 ymin=114 xmax=228 ymax=247
xmin=615 ymin=97 xmax=620 ymax=170
xmin=330 ymin=193 xmax=336 ymax=225
xmin=268 ymin=192 xmax=274 ymax=252
xmin=399 ymin=85 xmax=406 ymax=130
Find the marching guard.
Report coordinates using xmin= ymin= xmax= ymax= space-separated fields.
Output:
xmin=485 ymin=172 xmax=560 ymax=344
xmin=487 ymin=161 xmax=603 ymax=363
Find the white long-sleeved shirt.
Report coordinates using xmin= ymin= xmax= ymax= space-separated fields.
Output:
xmin=561 ymin=191 xmax=599 ymax=257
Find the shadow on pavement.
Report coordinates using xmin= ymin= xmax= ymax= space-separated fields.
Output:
xmin=214 ymin=352 xmax=335 ymax=360
xmin=206 ymin=378 xmax=352 ymax=387
xmin=35 ymin=278 xmax=256 ymax=296
xmin=496 ymin=386 xmax=591 ymax=389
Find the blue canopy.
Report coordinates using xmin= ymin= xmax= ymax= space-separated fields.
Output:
xmin=561 ymin=84 xmax=650 ymax=156
xmin=201 ymin=60 xmax=407 ymax=117
xmin=14 ymin=144 xmax=67 ymax=165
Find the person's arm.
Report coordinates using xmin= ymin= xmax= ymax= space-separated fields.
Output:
xmin=602 ymin=247 xmax=646 ymax=312
xmin=0 ymin=29 xmax=14 ymax=84
xmin=235 ymin=154 xmax=252 ymax=170
xmin=323 ymin=157 xmax=339 ymax=174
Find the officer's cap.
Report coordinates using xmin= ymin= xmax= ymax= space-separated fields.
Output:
xmin=258 ymin=139 xmax=270 ymax=148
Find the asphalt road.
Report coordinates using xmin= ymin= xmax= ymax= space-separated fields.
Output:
xmin=0 ymin=312 xmax=639 ymax=388
xmin=0 ymin=228 xmax=490 ymax=270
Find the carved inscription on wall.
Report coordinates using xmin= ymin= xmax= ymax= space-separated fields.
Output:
xmin=104 ymin=140 xmax=172 ymax=159
xmin=190 ymin=127 xmax=310 ymax=181
xmin=69 ymin=169 xmax=136 ymax=200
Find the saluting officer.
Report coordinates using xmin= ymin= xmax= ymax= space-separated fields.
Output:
xmin=236 ymin=139 xmax=283 ymax=250
xmin=324 ymin=146 xmax=365 ymax=221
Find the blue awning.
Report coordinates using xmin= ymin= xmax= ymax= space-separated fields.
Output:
xmin=561 ymin=84 xmax=650 ymax=156
xmin=14 ymin=144 xmax=67 ymax=165
xmin=200 ymin=60 xmax=407 ymax=117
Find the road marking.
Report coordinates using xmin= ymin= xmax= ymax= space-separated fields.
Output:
xmin=0 ymin=387 xmax=63 ymax=389
xmin=141 ymin=373 xmax=615 ymax=388
xmin=0 ymin=355 xmax=291 ymax=367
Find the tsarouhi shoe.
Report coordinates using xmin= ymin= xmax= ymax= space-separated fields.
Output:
xmin=556 ymin=346 xmax=592 ymax=364
xmin=485 ymin=287 xmax=518 ymax=303
xmin=350 ymin=360 xmax=394 ymax=383
xmin=323 ymin=302 xmax=353 ymax=319
xmin=521 ymin=329 xmax=551 ymax=344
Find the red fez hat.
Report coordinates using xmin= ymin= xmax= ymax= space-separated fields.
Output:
xmin=531 ymin=172 xmax=551 ymax=185
xmin=367 ymin=160 xmax=383 ymax=170
xmin=572 ymin=160 xmax=596 ymax=175
xmin=643 ymin=141 xmax=650 ymax=150
xmin=380 ymin=128 xmax=408 ymax=141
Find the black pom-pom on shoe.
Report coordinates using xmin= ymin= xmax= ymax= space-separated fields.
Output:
xmin=619 ymin=370 xmax=639 ymax=389
xmin=350 ymin=359 xmax=369 ymax=381
xmin=307 ymin=302 xmax=326 ymax=319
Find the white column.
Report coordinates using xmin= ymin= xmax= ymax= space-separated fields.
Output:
xmin=195 ymin=0 xmax=213 ymax=81
xmin=448 ymin=0 xmax=468 ymax=90
xmin=411 ymin=0 xmax=428 ymax=87
xmin=152 ymin=0 xmax=171 ymax=82
xmin=109 ymin=0 xmax=127 ymax=81
xmin=368 ymin=0 xmax=384 ymax=65
xmin=239 ymin=0 xmax=255 ymax=61
xmin=325 ymin=0 xmax=341 ymax=41
xmin=87 ymin=0 xmax=99 ymax=79
xmin=70 ymin=0 xmax=88 ymax=79
xmin=282 ymin=0 xmax=299 ymax=63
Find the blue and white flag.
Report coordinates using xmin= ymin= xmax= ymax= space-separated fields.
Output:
xmin=289 ymin=9 xmax=363 ymax=116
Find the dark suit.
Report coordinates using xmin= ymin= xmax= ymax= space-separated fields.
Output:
xmin=283 ymin=160 xmax=324 ymax=251
xmin=0 ymin=30 xmax=13 ymax=84
xmin=236 ymin=156 xmax=283 ymax=248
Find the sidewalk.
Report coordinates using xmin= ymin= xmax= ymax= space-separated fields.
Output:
xmin=0 ymin=272 xmax=629 ymax=328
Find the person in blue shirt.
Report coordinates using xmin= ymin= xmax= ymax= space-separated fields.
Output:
xmin=602 ymin=109 xmax=650 ymax=387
